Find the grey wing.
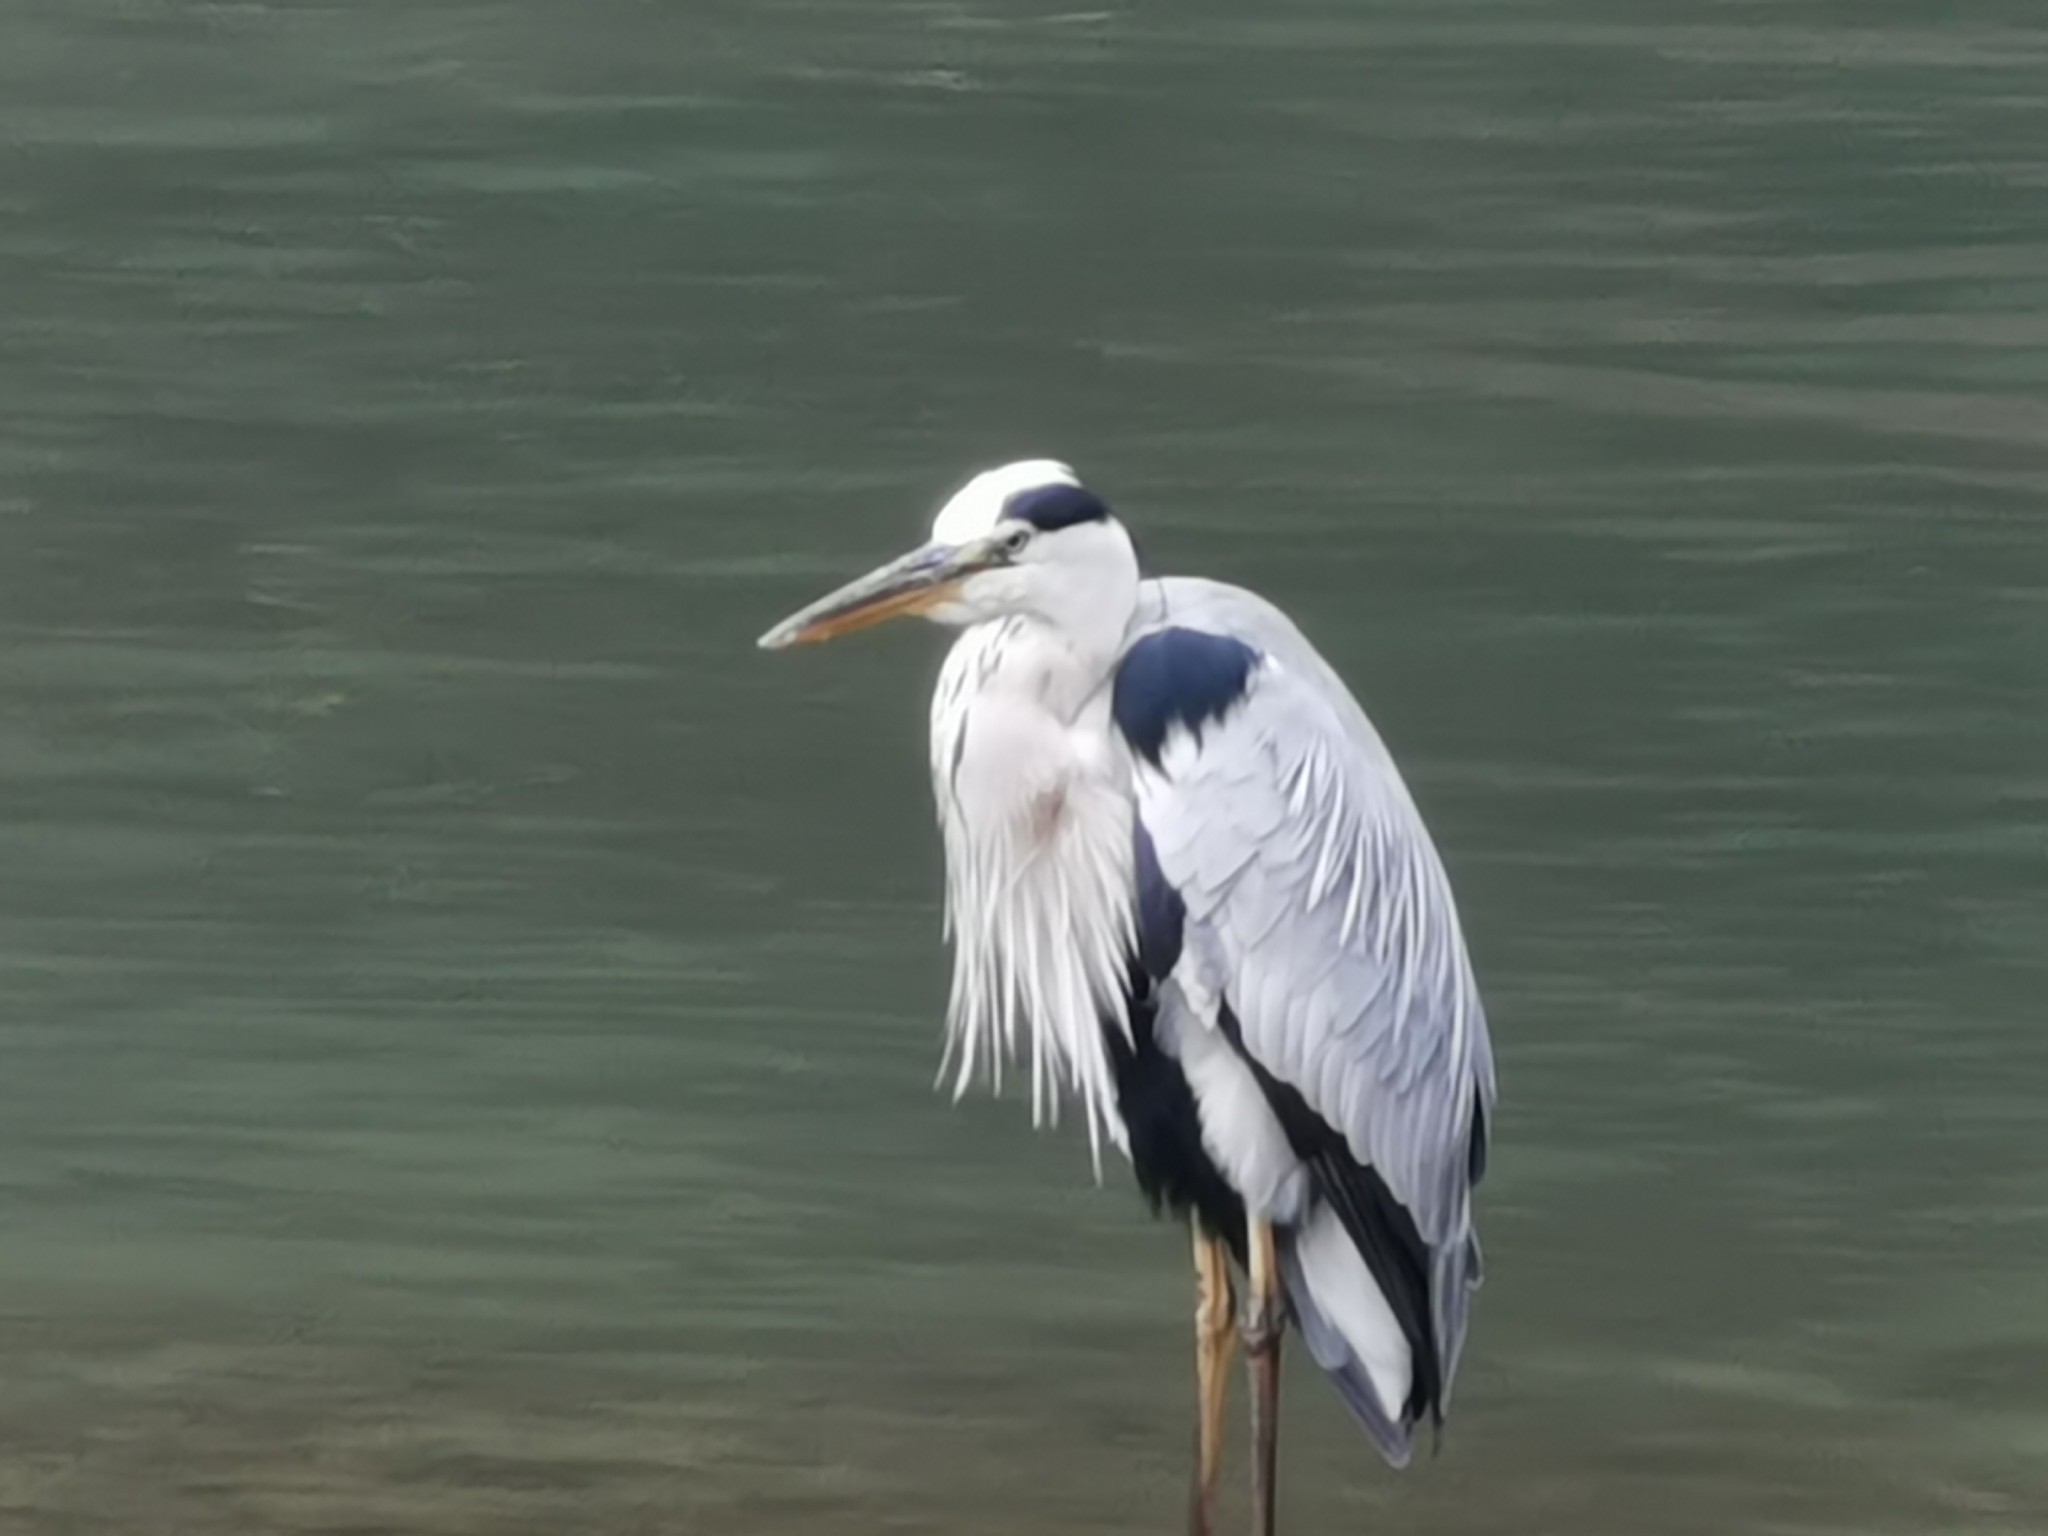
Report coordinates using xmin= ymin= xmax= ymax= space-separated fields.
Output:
xmin=1130 ymin=587 xmax=1494 ymax=1366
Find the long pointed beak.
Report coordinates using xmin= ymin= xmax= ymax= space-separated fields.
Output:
xmin=758 ymin=540 xmax=991 ymax=650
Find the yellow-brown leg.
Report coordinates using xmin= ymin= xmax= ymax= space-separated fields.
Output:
xmin=1190 ymin=1225 xmax=1236 ymax=1536
xmin=1244 ymin=1219 xmax=1284 ymax=1536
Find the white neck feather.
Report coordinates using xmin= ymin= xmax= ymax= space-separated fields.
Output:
xmin=928 ymin=613 xmax=1137 ymax=1171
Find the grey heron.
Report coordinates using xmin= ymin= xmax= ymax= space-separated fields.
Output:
xmin=759 ymin=461 xmax=1495 ymax=1536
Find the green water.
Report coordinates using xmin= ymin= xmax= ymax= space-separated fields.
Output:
xmin=2 ymin=2 xmax=2045 ymax=1531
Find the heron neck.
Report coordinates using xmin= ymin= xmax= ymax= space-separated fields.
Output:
xmin=1009 ymin=554 xmax=1140 ymax=721
xmin=995 ymin=607 xmax=1129 ymax=724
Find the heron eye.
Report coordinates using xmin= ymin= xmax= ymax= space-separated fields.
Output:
xmin=1000 ymin=525 xmax=1032 ymax=556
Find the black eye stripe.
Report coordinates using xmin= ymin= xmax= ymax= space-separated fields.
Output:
xmin=999 ymin=484 xmax=1110 ymax=531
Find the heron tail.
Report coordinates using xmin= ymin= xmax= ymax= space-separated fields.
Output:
xmin=1277 ymin=1203 xmax=1419 ymax=1468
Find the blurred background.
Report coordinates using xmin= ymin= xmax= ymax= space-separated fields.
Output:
xmin=3 ymin=1 xmax=2046 ymax=1531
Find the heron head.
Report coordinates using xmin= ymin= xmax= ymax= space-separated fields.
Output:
xmin=758 ymin=460 xmax=1140 ymax=649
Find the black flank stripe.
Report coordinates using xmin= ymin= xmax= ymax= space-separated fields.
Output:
xmin=1216 ymin=1001 xmax=1443 ymax=1426
xmin=1104 ymin=962 xmax=1247 ymax=1262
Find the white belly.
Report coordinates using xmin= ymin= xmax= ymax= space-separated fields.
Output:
xmin=1158 ymin=992 xmax=1311 ymax=1224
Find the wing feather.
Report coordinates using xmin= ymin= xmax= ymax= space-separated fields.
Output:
xmin=1125 ymin=579 xmax=1495 ymax=1388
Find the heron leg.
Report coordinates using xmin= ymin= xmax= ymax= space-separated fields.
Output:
xmin=1244 ymin=1218 xmax=1284 ymax=1536
xmin=1190 ymin=1224 xmax=1236 ymax=1536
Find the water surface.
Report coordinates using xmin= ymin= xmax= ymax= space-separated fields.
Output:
xmin=2 ymin=2 xmax=2046 ymax=1530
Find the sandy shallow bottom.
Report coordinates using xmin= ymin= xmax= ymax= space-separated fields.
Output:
xmin=5 ymin=1316 xmax=2044 ymax=1536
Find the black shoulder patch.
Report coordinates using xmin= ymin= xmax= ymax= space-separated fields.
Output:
xmin=1112 ymin=627 xmax=1260 ymax=767
xmin=1000 ymin=483 xmax=1110 ymax=531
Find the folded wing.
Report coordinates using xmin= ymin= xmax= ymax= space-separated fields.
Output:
xmin=1118 ymin=579 xmax=1495 ymax=1456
